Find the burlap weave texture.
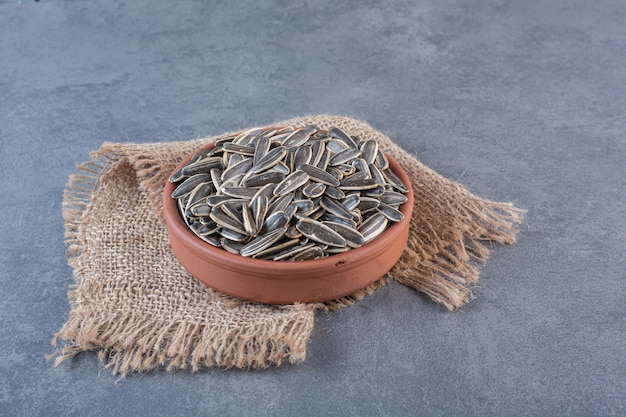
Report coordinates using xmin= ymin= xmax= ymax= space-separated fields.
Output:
xmin=52 ymin=115 xmax=523 ymax=374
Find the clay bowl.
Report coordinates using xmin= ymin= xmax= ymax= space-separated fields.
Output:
xmin=163 ymin=143 xmax=414 ymax=304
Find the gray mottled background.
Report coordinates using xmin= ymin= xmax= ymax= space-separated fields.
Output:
xmin=1 ymin=0 xmax=624 ymax=416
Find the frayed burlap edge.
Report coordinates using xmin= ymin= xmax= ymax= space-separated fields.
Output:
xmin=51 ymin=114 xmax=524 ymax=374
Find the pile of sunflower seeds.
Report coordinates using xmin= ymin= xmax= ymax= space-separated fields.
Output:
xmin=169 ymin=125 xmax=409 ymax=261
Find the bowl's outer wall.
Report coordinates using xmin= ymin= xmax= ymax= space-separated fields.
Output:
xmin=163 ymin=141 xmax=414 ymax=304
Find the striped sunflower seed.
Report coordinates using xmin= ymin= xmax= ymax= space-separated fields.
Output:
xmin=299 ymin=163 xmax=341 ymax=186
xmin=357 ymin=213 xmax=388 ymax=243
xmin=329 ymin=148 xmax=361 ymax=166
xmin=328 ymin=127 xmax=358 ymax=148
xmin=302 ymin=182 xmax=326 ymax=198
xmin=360 ymin=139 xmax=378 ymax=164
xmin=295 ymin=218 xmax=347 ymax=247
xmin=171 ymin=174 xmax=212 ymax=199
xmin=322 ymin=221 xmax=365 ymax=248
xmin=250 ymin=146 xmax=287 ymax=173
xmin=240 ymin=227 xmax=287 ymax=257
xmin=273 ymin=170 xmax=310 ymax=196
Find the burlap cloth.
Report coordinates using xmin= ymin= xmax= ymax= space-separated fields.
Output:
xmin=51 ymin=115 xmax=524 ymax=374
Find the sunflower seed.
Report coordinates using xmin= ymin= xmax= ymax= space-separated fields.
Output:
xmin=218 ymin=174 xmax=245 ymax=191
xmin=320 ymin=196 xmax=353 ymax=219
xmin=206 ymin=194 xmax=236 ymax=206
xmin=171 ymin=174 xmax=212 ymax=199
xmin=326 ymin=138 xmax=349 ymax=153
xmin=284 ymin=203 xmax=297 ymax=221
xmin=210 ymin=167 xmax=223 ymax=189
xmin=221 ymin=157 xmax=253 ymax=182
xmin=377 ymin=203 xmax=404 ymax=222
xmin=328 ymin=127 xmax=358 ymax=148
xmin=329 ymin=148 xmax=360 ymax=167
xmin=222 ymin=142 xmax=256 ymax=156
xmin=351 ymin=158 xmax=371 ymax=178
xmin=241 ymin=203 xmax=257 ymax=236
xmin=273 ymin=170 xmax=310 ymax=196
xmin=319 ymin=214 xmax=358 ymax=228
xmin=272 ymin=242 xmax=316 ymax=261
xmin=189 ymin=202 xmax=212 ymax=217
xmin=296 ymin=218 xmax=347 ymax=247
xmin=302 ymin=182 xmax=326 ymax=198
xmin=220 ymin=238 xmax=244 ymax=254
xmin=253 ymin=136 xmax=270 ymax=165
xmin=240 ymin=227 xmax=287 ymax=257
xmin=380 ymin=191 xmax=408 ymax=205
xmin=264 ymin=211 xmax=290 ymax=233
xmin=356 ymin=197 xmax=380 ymax=211
xmin=294 ymin=145 xmax=312 ymax=168
xmin=298 ymin=163 xmax=340 ymax=186
xmin=190 ymin=221 xmax=219 ymax=236
xmin=358 ymin=213 xmax=388 ymax=243
xmin=324 ymin=186 xmax=345 ymax=200
xmin=285 ymin=224 xmax=303 ymax=239
xmin=322 ymin=221 xmax=365 ymax=248
xmin=267 ymin=192 xmax=293 ymax=217
xmin=250 ymin=146 xmax=287 ymax=173
xmin=362 ymin=185 xmax=386 ymax=197
xmin=290 ymin=198 xmax=315 ymax=213
xmin=250 ymin=183 xmax=276 ymax=203
xmin=226 ymin=152 xmax=245 ymax=168
xmin=198 ymin=234 xmax=221 ymax=247
xmin=242 ymin=171 xmax=286 ymax=187
xmin=268 ymin=132 xmax=291 ymax=144
xmin=326 ymin=166 xmax=344 ymax=180
xmin=284 ymin=149 xmax=296 ymax=172
xmin=220 ymin=229 xmax=248 ymax=242
xmin=250 ymin=194 xmax=269 ymax=232
xmin=316 ymin=149 xmax=331 ymax=170
xmin=374 ymin=151 xmax=389 ymax=170
xmin=325 ymin=246 xmax=352 ymax=254
xmin=178 ymin=196 xmax=189 ymax=222
xmin=338 ymin=176 xmax=379 ymax=190
xmin=253 ymin=238 xmax=301 ymax=259
xmin=169 ymin=166 xmax=186 ymax=183
xmin=360 ymin=139 xmax=378 ymax=164
xmin=336 ymin=163 xmax=356 ymax=176
xmin=310 ymin=140 xmax=326 ymax=167
xmin=368 ymin=163 xmax=385 ymax=186
xmin=185 ymin=182 xmax=214 ymax=212
xmin=282 ymin=128 xmax=313 ymax=148
xmin=233 ymin=127 xmax=265 ymax=145
xmin=382 ymin=168 xmax=409 ymax=193
xmin=341 ymin=194 xmax=360 ymax=211
xmin=259 ymin=127 xmax=280 ymax=138
xmin=290 ymin=245 xmax=324 ymax=261
xmin=220 ymin=200 xmax=245 ymax=223
xmin=189 ymin=147 xmax=211 ymax=163
xmin=181 ymin=156 xmax=223 ymax=177
xmin=210 ymin=209 xmax=247 ymax=235
xmin=272 ymin=161 xmax=291 ymax=174
xmin=221 ymin=186 xmax=260 ymax=199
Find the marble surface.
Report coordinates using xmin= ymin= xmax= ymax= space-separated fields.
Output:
xmin=1 ymin=0 xmax=624 ymax=415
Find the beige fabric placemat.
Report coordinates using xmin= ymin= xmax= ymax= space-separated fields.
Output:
xmin=51 ymin=115 xmax=524 ymax=374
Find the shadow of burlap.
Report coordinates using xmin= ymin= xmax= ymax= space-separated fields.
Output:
xmin=50 ymin=115 xmax=524 ymax=374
